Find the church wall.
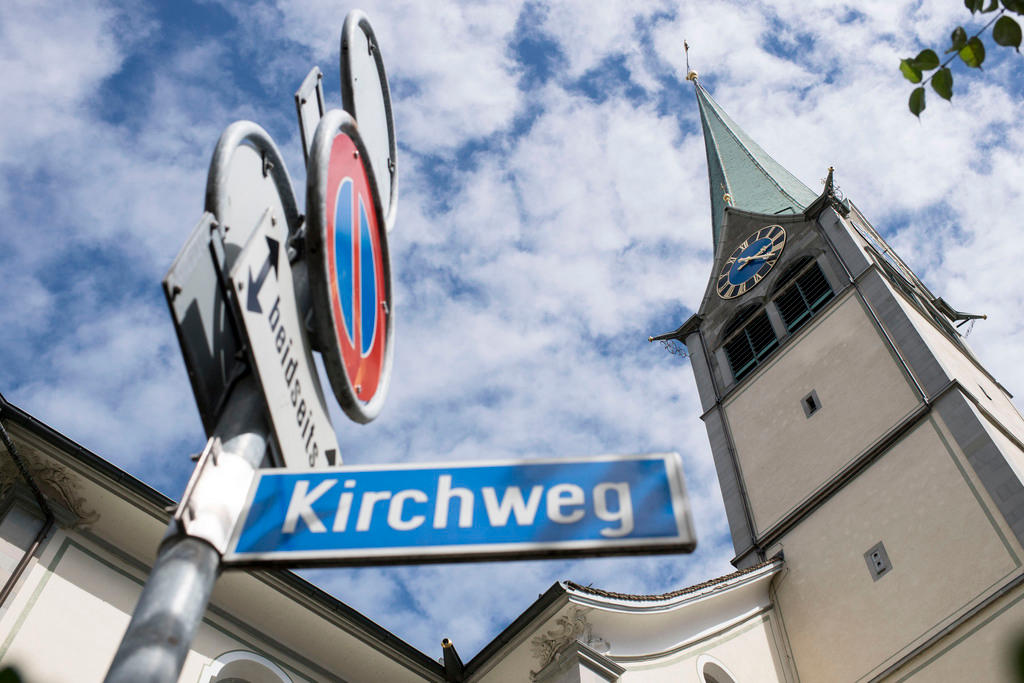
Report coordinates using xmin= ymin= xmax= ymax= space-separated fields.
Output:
xmin=698 ymin=405 xmax=755 ymax=560
xmin=768 ymin=414 xmax=1023 ymax=681
xmin=722 ymin=288 xmax=920 ymax=535
xmin=886 ymin=281 xmax=1024 ymax=440
xmin=935 ymin=391 xmax=1024 ymax=553
xmin=978 ymin=408 xmax=1024 ymax=498
xmin=619 ymin=611 xmax=789 ymax=682
xmin=685 ymin=328 xmax=718 ymax=415
xmin=856 ymin=270 xmax=949 ymax=397
xmin=818 ymin=206 xmax=872 ymax=278
xmin=0 ymin=529 xmax=130 ymax=682
xmin=884 ymin=581 xmax=1024 ymax=681
xmin=0 ymin=525 xmax=330 ymax=682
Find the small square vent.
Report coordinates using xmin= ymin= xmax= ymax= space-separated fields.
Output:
xmin=802 ymin=390 xmax=821 ymax=417
xmin=864 ymin=541 xmax=892 ymax=581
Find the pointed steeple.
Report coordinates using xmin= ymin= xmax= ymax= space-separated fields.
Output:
xmin=691 ymin=75 xmax=818 ymax=250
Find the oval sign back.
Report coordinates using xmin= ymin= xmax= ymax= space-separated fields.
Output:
xmin=340 ymin=9 xmax=398 ymax=232
xmin=307 ymin=109 xmax=394 ymax=424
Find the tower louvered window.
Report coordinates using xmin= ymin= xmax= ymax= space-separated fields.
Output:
xmin=723 ymin=311 xmax=778 ymax=381
xmin=775 ymin=262 xmax=834 ymax=333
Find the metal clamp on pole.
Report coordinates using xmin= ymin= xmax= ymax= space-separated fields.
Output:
xmin=173 ymin=437 xmax=257 ymax=555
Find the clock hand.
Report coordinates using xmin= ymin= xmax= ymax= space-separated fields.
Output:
xmin=747 ymin=244 xmax=773 ymax=261
xmin=737 ymin=247 xmax=779 ymax=267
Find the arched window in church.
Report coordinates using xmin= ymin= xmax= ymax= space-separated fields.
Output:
xmin=722 ymin=304 xmax=778 ymax=382
xmin=772 ymin=257 xmax=833 ymax=334
xmin=697 ymin=655 xmax=738 ymax=683
xmin=198 ymin=650 xmax=293 ymax=683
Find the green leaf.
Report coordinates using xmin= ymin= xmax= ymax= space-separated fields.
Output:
xmin=932 ymin=67 xmax=954 ymax=100
xmin=1002 ymin=0 xmax=1024 ymax=13
xmin=994 ymin=16 xmax=1023 ymax=49
xmin=965 ymin=0 xmax=984 ymax=12
xmin=900 ymin=58 xmax=923 ymax=83
xmin=948 ymin=26 xmax=968 ymax=53
xmin=983 ymin=0 xmax=999 ymax=10
xmin=959 ymin=36 xmax=987 ymax=67
xmin=913 ymin=49 xmax=940 ymax=69
xmin=909 ymin=86 xmax=926 ymax=117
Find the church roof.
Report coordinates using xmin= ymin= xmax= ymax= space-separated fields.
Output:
xmin=693 ymin=79 xmax=818 ymax=250
xmin=563 ymin=557 xmax=781 ymax=603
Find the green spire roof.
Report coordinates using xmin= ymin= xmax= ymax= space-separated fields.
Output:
xmin=694 ymin=80 xmax=818 ymax=248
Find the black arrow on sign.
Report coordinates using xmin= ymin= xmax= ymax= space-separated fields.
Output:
xmin=246 ymin=236 xmax=280 ymax=314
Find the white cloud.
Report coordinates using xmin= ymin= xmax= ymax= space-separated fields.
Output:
xmin=217 ymin=0 xmax=527 ymax=154
xmin=0 ymin=0 xmax=126 ymax=159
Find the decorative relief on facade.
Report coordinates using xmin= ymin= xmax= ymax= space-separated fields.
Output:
xmin=0 ymin=459 xmax=99 ymax=528
xmin=529 ymin=607 xmax=610 ymax=678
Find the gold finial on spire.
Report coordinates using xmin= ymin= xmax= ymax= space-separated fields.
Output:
xmin=684 ymin=40 xmax=698 ymax=81
xmin=719 ymin=182 xmax=733 ymax=206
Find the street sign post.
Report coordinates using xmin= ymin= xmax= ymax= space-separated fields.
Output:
xmin=306 ymin=109 xmax=394 ymax=424
xmin=340 ymin=9 xmax=398 ymax=231
xmin=227 ymin=208 xmax=340 ymax=468
xmin=109 ymin=11 xmax=700 ymax=683
xmin=224 ymin=453 xmax=696 ymax=566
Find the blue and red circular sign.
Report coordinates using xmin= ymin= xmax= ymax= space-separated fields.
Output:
xmin=307 ymin=110 xmax=393 ymax=424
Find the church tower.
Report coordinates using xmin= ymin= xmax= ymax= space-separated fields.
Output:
xmin=655 ymin=74 xmax=1024 ymax=680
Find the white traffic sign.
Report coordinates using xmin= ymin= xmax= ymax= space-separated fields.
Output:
xmin=229 ymin=209 xmax=341 ymax=469
xmin=205 ymin=121 xmax=300 ymax=274
xmin=165 ymin=121 xmax=302 ymax=435
xmin=164 ymin=212 xmax=244 ymax=434
xmin=223 ymin=453 xmax=696 ymax=566
xmin=340 ymin=10 xmax=398 ymax=231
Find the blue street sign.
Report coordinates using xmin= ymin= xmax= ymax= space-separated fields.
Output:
xmin=223 ymin=453 xmax=696 ymax=566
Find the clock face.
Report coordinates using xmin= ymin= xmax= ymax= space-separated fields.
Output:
xmin=716 ymin=225 xmax=787 ymax=299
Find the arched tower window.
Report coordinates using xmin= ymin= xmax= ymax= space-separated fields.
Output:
xmin=198 ymin=650 xmax=293 ymax=683
xmin=721 ymin=304 xmax=778 ymax=382
xmin=772 ymin=257 xmax=833 ymax=334
xmin=770 ymin=256 xmax=814 ymax=295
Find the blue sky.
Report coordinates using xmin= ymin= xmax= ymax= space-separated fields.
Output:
xmin=3 ymin=0 xmax=1024 ymax=660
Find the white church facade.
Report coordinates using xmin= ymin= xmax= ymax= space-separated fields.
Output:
xmin=1 ymin=77 xmax=1023 ymax=682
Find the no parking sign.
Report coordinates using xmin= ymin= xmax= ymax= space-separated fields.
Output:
xmin=306 ymin=110 xmax=394 ymax=424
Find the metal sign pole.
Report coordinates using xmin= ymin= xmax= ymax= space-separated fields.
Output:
xmin=105 ymin=380 xmax=267 ymax=683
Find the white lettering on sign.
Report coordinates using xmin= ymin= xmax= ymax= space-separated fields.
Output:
xmin=283 ymin=479 xmax=336 ymax=533
xmin=332 ymin=479 xmax=357 ymax=532
xmin=434 ymin=475 xmax=473 ymax=529
xmin=594 ymin=482 xmax=633 ymax=537
xmin=388 ymin=490 xmax=428 ymax=530
xmin=356 ymin=491 xmax=392 ymax=531
xmin=481 ymin=485 xmax=543 ymax=526
xmin=280 ymin=477 xmax=636 ymax=537
xmin=547 ymin=483 xmax=585 ymax=524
